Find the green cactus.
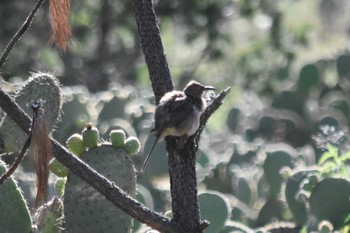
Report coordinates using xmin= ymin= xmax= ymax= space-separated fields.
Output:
xmin=64 ymin=144 xmax=136 ymax=233
xmin=285 ymin=169 xmax=318 ymax=226
xmin=236 ymin=176 xmax=253 ymax=205
xmin=226 ymin=107 xmax=241 ymax=132
xmin=52 ymin=86 xmax=90 ymax=143
xmin=263 ymin=147 xmax=295 ymax=197
xmin=32 ymin=197 xmax=63 ymax=233
xmin=0 ymin=160 xmax=32 ymax=232
xmin=0 ymin=72 xmax=62 ymax=152
xmin=98 ymin=88 xmax=132 ymax=122
xmin=54 ymin=177 xmax=66 ymax=197
xmin=124 ymin=136 xmax=141 ymax=155
xmin=198 ymin=191 xmax=231 ymax=233
xmin=255 ymin=198 xmax=285 ymax=227
xmin=309 ymin=177 xmax=350 ymax=229
xmin=297 ymin=64 xmax=320 ymax=94
xmin=110 ymin=129 xmax=126 ymax=148
xmin=66 ymin=133 xmax=86 ymax=156
xmin=336 ymin=53 xmax=350 ymax=79
xmin=50 ymin=158 xmax=69 ymax=177
xmin=82 ymin=123 xmax=100 ymax=148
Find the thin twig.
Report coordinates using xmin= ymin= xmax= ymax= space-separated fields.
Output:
xmin=0 ymin=111 xmax=35 ymax=185
xmin=0 ymin=0 xmax=46 ymax=70
xmin=195 ymin=87 xmax=231 ymax=144
xmin=0 ymin=134 xmax=31 ymax=184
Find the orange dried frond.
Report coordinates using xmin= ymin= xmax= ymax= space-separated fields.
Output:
xmin=31 ymin=108 xmax=52 ymax=207
xmin=49 ymin=0 xmax=72 ymax=51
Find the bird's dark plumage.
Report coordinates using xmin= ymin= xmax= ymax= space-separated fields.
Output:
xmin=141 ymin=81 xmax=215 ymax=172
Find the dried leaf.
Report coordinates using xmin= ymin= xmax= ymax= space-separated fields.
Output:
xmin=49 ymin=0 xmax=72 ymax=51
xmin=31 ymin=101 xmax=52 ymax=207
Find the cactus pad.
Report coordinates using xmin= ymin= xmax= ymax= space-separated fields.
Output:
xmin=309 ymin=177 xmax=350 ymax=229
xmin=0 ymin=72 xmax=61 ymax=152
xmin=64 ymin=144 xmax=136 ymax=233
xmin=0 ymin=160 xmax=32 ymax=232
xmin=199 ymin=191 xmax=230 ymax=233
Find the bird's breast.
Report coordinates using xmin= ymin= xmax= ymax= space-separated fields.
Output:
xmin=186 ymin=106 xmax=201 ymax=136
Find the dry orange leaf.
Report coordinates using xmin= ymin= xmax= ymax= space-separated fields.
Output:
xmin=49 ymin=0 xmax=72 ymax=51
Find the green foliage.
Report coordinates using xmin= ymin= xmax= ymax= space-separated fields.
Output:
xmin=317 ymin=144 xmax=350 ymax=176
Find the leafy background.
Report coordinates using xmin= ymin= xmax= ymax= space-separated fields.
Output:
xmin=1 ymin=0 xmax=350 ymax=232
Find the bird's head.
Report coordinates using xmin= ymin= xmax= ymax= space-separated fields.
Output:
xmin=183 ymin=81 xmax=216 ymax=99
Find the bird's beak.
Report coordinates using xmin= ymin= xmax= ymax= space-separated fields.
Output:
xmin=204 ymin=85 xmax=216 ymax=91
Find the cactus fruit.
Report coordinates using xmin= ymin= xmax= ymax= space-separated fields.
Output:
xmin=198 ymin=191 xmax=231 ymax=233
xmin=66 ymin=133 xmax=86 ymax=156
xmin=0 ymin=72 xmax=61 ymax=152
xmin=309 ymin=177 xmax=350 ymax=229
xmin=0 ymin=160 xmax=32 ymax=233
xmin=110 ymin=129 xmax=126 ymax=148
xmin=124 ymin=136 xmax=141 ymax=155
xmin=82 ymin=123 xmax=99 ymax=148
xmin=64 ymin=144 xmax=136 ymax=233
xmin=54 ymin=177 xmax=66 ymax=197
xmin=49 ymin=158 xmax=69 ymax=177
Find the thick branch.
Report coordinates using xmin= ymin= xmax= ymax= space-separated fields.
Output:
xmin=0 ymin=88 xmax=179 ymax=232
xmin=133 ymin=0 xmax=173 ymax=103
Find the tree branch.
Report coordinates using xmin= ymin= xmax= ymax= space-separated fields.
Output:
xmin=0 ymin=0 xmax=46 ymax=70
xmin=133 ymin=0 xmax=173 ymax=103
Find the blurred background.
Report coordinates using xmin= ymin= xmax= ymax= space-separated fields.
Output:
xmin=1 ymin=0 xmax=350 ymax=232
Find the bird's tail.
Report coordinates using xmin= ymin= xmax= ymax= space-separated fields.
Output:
xmin=141 ymin=135 xmax=160 ymax=173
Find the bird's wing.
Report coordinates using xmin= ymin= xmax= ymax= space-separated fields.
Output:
xmin=155 ymin=94 xmax=194 ymax=133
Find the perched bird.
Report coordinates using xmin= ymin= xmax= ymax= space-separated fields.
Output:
xmin=141 ymin=80 xmax=215 ymax=172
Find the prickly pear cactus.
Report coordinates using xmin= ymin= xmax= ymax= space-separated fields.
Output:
xmin=63 ymin=127 xmax=137 ymax=233
xmin=0 ymin=160 xmax=32 ymax=232
xmin=0 ymin=72 xmax=62 ymax=152
xmin=32 ymin=197 xmax=63 ymax=233
xmin=199 ymin=191 xmax=231 ymax=233
xmin=263 ymin=147 xmax=295 ymax=197
xmin=309 ymin=177 xmax=350 ymax=229
xmin=285 ymin=169 xmax=318 ymax=226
